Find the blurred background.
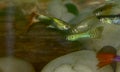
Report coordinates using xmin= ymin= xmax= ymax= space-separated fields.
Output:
xmin=0 ymin=0 xmax=109 ymax=72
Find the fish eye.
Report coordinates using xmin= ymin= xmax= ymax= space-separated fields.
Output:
xmin=69 ymin=35 xmax=75 ymax=39
xmin=72 ymin=36 xmax=75 ymax=38
xmin=66 ymin=35 xmax=76 ymax=41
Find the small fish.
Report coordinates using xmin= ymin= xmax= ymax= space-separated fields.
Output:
xmin=93 ymin=3 xmax=116 ymax=16
xmin=66 ymin=26 xmax=103 ymax=41
xmin=48 ymin=17 xmax=71 ymax=31
xmin=70 ymin=16 xmax=99 ymax=34
xmin=97 ymin=14 xmax=120 ymax=24
xmin=96 ymin=46 xmax=117 ymax=72
xmin=26 ymin=12 xmax=71 ymax=32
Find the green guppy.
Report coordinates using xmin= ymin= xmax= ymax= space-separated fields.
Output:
xmin=66 ymin=26 xmax=104 ymax=41
xmin=27 ymin=13 xmax=71 ymax=32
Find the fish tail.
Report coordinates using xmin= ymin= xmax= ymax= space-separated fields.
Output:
xmin=97 ymin=61 xmax=111 ymax=68
xmin=97 ymin=53 xmax=116 ymax=68
xmin=25 ymin=12 xmax=52 ymax=32
xmin=25 ymin=12 xmax=38 ymax=32
xmin=113 ymin=56 xmax=120 ymax=62
xmin=89 ymin=26 xmax=104 ymax=38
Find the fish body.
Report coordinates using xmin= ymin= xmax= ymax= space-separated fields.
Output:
xmin=66 ymin=26 xmax=103 ymax=41
xmin=49 ymin=17 xmax=71 ymax=31
xmin=96 ymin=46 xmax=117 ymax=72
xmin=66 ymin=32 xmax=90 ymax=41
xmin=26 ymin=12 xmax=71 ymax=32
xmin=93 ymin=3 xmax=116 ymax=16
xmin=97 ymin=14 xmax=120 ymax=24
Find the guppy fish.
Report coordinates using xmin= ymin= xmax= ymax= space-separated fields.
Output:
xmin=97 ymin=46 xmax=116 ymax=69
xmin=93 ymin=3 xmax=116 ymax=16
xmin=48 ymin=17 xmax=71 ymax=31
xmin=96 ymin=46 xmax=120 ymax=72
xmin=97 ymin=14 xmax=120 ymax=24
xmin=66 ymin=26 xmax=103 ymax=41
xmin=26 ymin=12 xmax=71 ymax=32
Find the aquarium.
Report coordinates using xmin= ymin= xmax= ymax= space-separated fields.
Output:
xmin=0 ymin=0 xmax=120 ymax=72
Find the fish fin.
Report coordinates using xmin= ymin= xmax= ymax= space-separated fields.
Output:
xmin=89 ymin=26 xmax=104 ymax=38
xmin=113 ymin=56 xmax=120 ymax=62
xmin=25 ymin=12 xmax=52 ymax=32
xmin=97 ymin=61 xmax=111 ymax=68
xmin=38 ymin=14 xmax=51 ymax=20
xmin=97 ymin=53 xmax=115 ymax=68
xmin=25 ymin=12 xmax=38 ymax=32
xmin=47 ymin=25 xmax=55 ymax=28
